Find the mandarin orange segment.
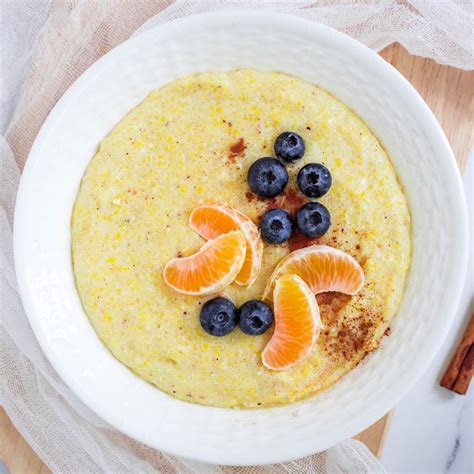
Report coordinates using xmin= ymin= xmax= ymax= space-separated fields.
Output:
xmin=262 ymin=274 xmax=321 ymax=370
xmin=163 ymin=230 xmax=246 ymax=295
xmin=189 ymin=204 xmax=263 ymax=286
xmin=263 ymin=245 xmax=365 ymax=301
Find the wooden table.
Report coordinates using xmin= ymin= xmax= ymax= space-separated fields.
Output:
xmin=1 ymin=43 xmax=472 ymax=473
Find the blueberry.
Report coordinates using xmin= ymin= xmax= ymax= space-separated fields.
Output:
xmin=296 ymin=202 xmax=331 ymax=238
xmin=238 ymin=300 xmax=274 ymax=335
xmin=247 ymin=157 xmax=288 ymax=198
xmin=274 ymin=132 xmax=305 ymax=162
xmin=200 ymin=297 xmax=238 ymax=336
xmin=260 ymin=208 xmax=293 ymax=244
xmin=297 ymin=163 xmax=332 ymax=198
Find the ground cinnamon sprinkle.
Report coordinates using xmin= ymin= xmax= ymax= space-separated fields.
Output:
xmin=318 ymin=284 xmax=383 ymax=362
xmin=287 ymin=229 xmax=320 ymax=252
xmin=323 ymin=312 xmax=378 ymax=362
xmin=277 ymin=187 xmax=306 ymax=214
xmin=259 ymin=187 xmax=306 ymax=216
xmin=245 ymin=190 xmax=255 ymax=202
xmin=227 ymin=137 xmax=247 ymax=164
xmin=358 ymin=256 xmax=368 ymax=270
xmin=317 ymin=292 xmax=352 ymax=313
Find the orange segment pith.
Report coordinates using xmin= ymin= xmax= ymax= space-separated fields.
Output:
xmin=189 ymin=204 xmax=263 ymax=286
xmin=263 ymin=245 xmax=365 ymax=301
xmin=163 ymin=230 xmax=246 ymax=295
xmin=262 ymin=274 xmax=321 ymax=370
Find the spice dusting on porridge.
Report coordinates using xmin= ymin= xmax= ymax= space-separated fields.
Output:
xmin=72 ymin=70 xmax=410 ymax=408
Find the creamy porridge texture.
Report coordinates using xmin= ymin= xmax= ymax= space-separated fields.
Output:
xmin=72 ymin=70 xmax=410 ymax=408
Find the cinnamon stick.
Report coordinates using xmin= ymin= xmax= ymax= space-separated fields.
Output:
xmin=440 ymin=314 xmax=474 ymax=394
xmin=452 ymin=345 xmax=474 ymax=395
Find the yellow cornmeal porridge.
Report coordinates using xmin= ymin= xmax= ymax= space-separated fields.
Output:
xmin=72 ymin=70 xmax=410 ymax=408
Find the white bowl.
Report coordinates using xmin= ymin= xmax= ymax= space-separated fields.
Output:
xmin=14 ymin=11 xmax=468 ymax=465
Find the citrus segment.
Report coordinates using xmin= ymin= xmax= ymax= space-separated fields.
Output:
xmin=189 ymin=204 xmax=263 ymax=286
xmin=163 ymin=230 xmax=246 ymax=295
xmin=263 ymin=245 xmax=364 ymax=301
xmin=262 ymin=274 xmax=321 ymax=370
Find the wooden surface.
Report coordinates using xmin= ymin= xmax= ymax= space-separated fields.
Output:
xmin=380 ymin=44 xmax=473 ymax=172
xmin=0 ymin=408 xmax=49 ymax=474
xmin=1 ymin=43 xmax=472 ymax=473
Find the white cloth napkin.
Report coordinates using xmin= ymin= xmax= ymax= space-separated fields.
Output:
xmin=1 ymin=1 xmax=472 ymax=472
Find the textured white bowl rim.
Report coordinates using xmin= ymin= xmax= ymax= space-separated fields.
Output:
xmin=14 ymin=10 xmax=468 ymax=466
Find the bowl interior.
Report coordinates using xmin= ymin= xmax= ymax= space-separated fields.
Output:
xmin=14 ymin=11 xmax=468 ymax=465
